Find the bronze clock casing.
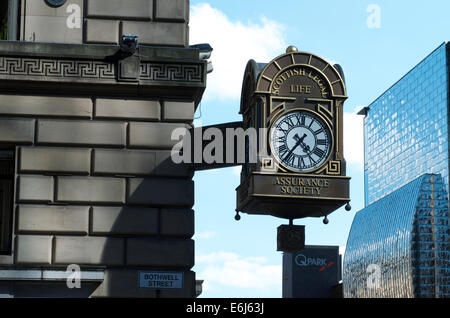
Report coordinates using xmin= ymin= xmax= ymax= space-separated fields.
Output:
xmin=236 ymin=50 xmax=350 ymax=220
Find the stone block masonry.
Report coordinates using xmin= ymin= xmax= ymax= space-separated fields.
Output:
xmin=2 ymin=6 xmax=202 ymax=296
xmin=21 ymin=0 xmax=190 ymax=46
xmin=17 ymin=205 xmax=90 ymax=235
xmin=0 ymin=95 xmax=197 ymax=297
xmin=0 ymin=118 xmax=35 ymax=144
xmin=86 ymin=0 xmax=189 ymax=46
xmin=20 ymin=148 xmax=91 ymax=175
xmin=37 ymin=120 xmax=127 ymax=147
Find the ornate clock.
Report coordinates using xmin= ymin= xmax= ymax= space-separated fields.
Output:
xmin=236 ymin=46 xmax=351 ymax=221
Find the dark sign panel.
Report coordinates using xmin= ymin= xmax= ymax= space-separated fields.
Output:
xmin=237 ymin=172 xmax=350 ymax=219
xmin=283 ymin=245 xmax=341 ymax=298
xmin=277 ymin=225 xmax=305 ymax=252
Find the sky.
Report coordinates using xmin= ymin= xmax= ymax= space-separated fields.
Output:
xmin=188 ymin=0 xmax=450 ymax=298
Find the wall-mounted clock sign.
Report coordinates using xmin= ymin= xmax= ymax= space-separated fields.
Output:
xmin=270 ymin=109 xmax=332 ymax=173
xmin=236 ymin=46 xmax=351 ymax=221
xmin=45 ymin=0 xmax=67 ymax=7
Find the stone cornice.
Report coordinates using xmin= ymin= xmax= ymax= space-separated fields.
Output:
xmin=0 ymin=41 xmax=206 ymax=105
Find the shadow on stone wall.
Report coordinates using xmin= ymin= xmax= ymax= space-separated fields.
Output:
xmin=95 ymin=154 xmax=196 ymax=298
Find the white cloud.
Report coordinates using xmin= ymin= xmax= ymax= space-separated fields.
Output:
xmin=196 ymin=252 xmax=281 ymax=290
xmin=201 ymin=266 xmax=279 ymax=290
xmin=193 ymin=118 xmax=203 ymax=127
xmin=190 ymin=3 xmax=286 ymax=101
xmin=339 ymin=245 xmax=346 ymax=258
xmin=194 ymin=231 xmax=217 ymax=240
xmin=343 ymin=112 xmax=364 ymax=169
xmin=323 ymin=57 xmax=338 ymax=67
xmin=232 ymin=165 xmax=241 ymax=176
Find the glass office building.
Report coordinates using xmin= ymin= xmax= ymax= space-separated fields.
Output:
xmin=344 ymin=174 xmax=449 ymax=298
xmin=363 ymin=42 xmax=449 ymax=206
xmin=344 ymin=43 xmax=450 ymax=297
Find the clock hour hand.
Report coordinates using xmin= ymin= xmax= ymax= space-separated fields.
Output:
xmin=293 ymin=133 xmax=310 ymax=153
xmin=283 ymin=133 xmax=307 ymax=160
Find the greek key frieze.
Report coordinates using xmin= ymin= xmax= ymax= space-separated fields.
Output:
xmin=0 ymin=57 xmax=204 ymax=85
xmin=0 ymin=57 xmax=115 ymax=79
xmin=140 ymin=62 xmax=204 ymax=83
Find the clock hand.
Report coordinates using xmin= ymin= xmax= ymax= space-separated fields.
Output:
xmin=293 ymin=133 xmax=307 ymax=144
xmin=299 ymin=141 xmax=311 ymax=153
xmin=294 ymin=133 xmax=311 ymax=154
xmin=283 ymin=133 xmax=307 ymax=160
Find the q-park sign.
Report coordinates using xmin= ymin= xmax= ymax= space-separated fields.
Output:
xmin=295 ymin=253 xmax=329 ymax=268
xmin=283 ymin=245 xmax=341 ymax=298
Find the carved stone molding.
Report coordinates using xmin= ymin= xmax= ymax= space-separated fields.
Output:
xmin=139 ymin=62 xmax=204 ymax=83
xmin=0 ymin=57 xmax=115 ymax=80
xmin=0 ymin=42 xmax=206 ymax=104
xmin=0 ymin=57 xmax=206 ymax=85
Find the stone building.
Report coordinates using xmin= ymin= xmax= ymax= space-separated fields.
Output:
xmin=0 ymin=0 xmax=205 ymax=297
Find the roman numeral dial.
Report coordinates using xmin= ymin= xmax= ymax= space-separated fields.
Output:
xmin=270 ymin=110 xmax=332 ymax=172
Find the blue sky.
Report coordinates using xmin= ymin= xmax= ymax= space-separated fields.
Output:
xmin=188 ymin=0 xmax=450 ymax=298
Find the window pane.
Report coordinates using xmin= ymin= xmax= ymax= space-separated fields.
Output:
xmin=0 ymin=150 xmax=14 ymax=254
xmin=0 ymin=1 xmax=7 ymax=40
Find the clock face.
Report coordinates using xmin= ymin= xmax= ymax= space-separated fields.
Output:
xmin=45 ymin=0 xmax=67 ymax=7
xmin=270 ymin=110 xmax=332 ymax=172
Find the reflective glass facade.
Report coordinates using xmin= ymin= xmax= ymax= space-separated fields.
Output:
xmin=364 ymin=43 xmax=449 ymax=206
xmin=344 ymin=174 xmax=450 ymax=298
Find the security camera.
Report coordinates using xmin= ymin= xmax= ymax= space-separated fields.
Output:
xmin=189 ymin=43 xmax=213 ymax=60
xmin=121 ymin=34 xmax=139 ymax=54
xmin=190 ymin=43 xmax=214 ymax=73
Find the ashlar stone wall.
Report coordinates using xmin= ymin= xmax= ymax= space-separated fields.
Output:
xmin=0 ymin=93 xmax=197 ymax=297
xmin=21 ymin=0 xmax=189 ymax=46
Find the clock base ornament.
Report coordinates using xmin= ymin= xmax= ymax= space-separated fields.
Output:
xmin=277 ymin=224 xmax=305 ymax=253
xmin=236 ymin=172 xmax=350 ymax=220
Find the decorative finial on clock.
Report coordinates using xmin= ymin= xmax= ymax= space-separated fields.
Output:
xmin=286 ymin=46 xmax=298 ymax=53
